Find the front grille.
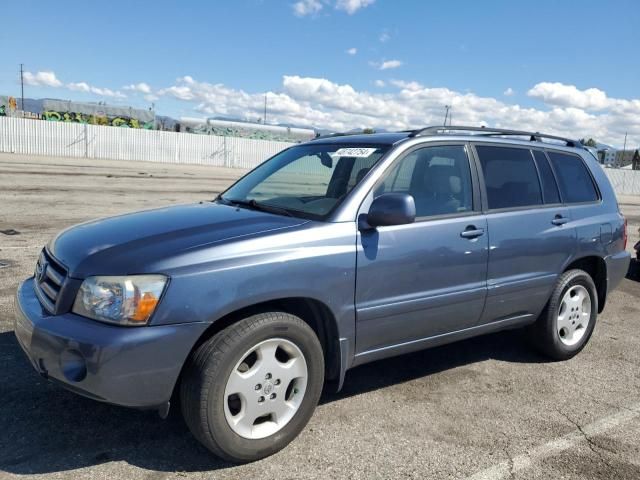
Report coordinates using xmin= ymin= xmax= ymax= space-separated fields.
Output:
xmin=33 ymin=249 xmax=68 ymax=314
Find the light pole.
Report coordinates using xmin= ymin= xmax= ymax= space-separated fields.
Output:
xmin=264 ymin=93 xmax=268 ymax=125
xmin=20 ymin=63 xmax=25 ymax=117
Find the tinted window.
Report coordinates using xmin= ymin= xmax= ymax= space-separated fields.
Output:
xmin=476 ymin=146 xmax=542 ymax=209
xmin=532 ymin=150 xmax=560 ymax=204
xmin=377 ymin=145 xmax=473 ymax=217
xmin=547 ymin=151 xmax=599 ymax=203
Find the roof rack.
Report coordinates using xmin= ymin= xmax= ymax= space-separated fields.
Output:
xmin=406 ymin=125 xmax=583 ymax=148
xmin=311 ymin=131 xmax=370 ymax=140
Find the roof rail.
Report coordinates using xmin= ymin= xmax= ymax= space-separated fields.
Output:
xmin=406 ymin=125 xmax=583 ymax=148
xmin=311 ymin=131 xmax=371 ymax=141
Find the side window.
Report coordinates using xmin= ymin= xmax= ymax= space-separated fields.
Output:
xmin=377 ymin=145 xmax=473 ymax=217
xmin=532 ymin=150 xmax=561 ymax=204
xmin=547 ymin=151 xmax=599 ymax=203
xmin=476 ymin=146 xmax=543 ymax=210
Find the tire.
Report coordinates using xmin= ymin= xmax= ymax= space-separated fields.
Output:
xmin=180 ymin=312 xmax=324 ymax=463
xmin=529 ymin=269 xmax=598 ymax=360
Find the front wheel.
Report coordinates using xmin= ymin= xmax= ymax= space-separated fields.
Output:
xmin=529 ymin=269 xmax=598 ymax=360
xmin=180 ymin=312 xmax=324 ymax=463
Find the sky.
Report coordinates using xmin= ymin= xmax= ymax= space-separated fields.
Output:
xmin=0 ymin=0 xmax=639 ymax=148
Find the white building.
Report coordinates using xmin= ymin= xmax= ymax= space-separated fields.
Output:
xmin=599 ymin=149 xmax=617 ymax=166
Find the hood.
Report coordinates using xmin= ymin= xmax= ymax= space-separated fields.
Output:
xmin=49 ymin=202 xmax=308 ymax=277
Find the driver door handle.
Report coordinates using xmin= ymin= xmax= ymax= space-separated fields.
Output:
xmin=552 ymin=215 xmax=569 ymax=226
xmin=460 ymin=226 xmax=485 ymax=239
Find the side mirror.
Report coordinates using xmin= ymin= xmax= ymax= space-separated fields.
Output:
xmin=363 ymin=193 xmax=416 ymax=228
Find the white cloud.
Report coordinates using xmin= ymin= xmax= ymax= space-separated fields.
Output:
xmin=156 ymin=74 xmax=639 ymax=148
xmin=123 ymin=82 xmax=152 ymax=94
xmin=292 ymin=0 xmax=323 ymax=16
xmin=23 ymin=71 xmax=62 ymax=88
xmin=335 ymin=0 xmax=375 ymax=14
xmin=504 ymin=87 xmax=515 ymax=96
xmin=89 ymin=86 xmax=126 ymax=99
xmin=379 ymin=31 xmax=390 ymax=43
xmin=371 ymin=59 xmax=403 ymax=70
xmin=144 ymin=94 xmax=159 ymax=102
xmin=528 ymin=82 xmax=609 ymax=110
xmin=67 ymin=81 xmax=91 ymax=93
xmin=294 ymin=0 xmax=374 ymax=16
xmin=374 ymin=80 xmax=386 ymax=87
xmin=346 ymin=47 xmax=357 ymax=55
xmin=22 ymin=70 xmax=126 ymax=99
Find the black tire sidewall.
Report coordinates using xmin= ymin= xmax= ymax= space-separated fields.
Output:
xmin=545 ymin=270 xmax=598 ymax=358
xmin=203 ymin=314 xmax=324 ymax=462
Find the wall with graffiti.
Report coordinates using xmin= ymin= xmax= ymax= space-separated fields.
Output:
xmin=40 ymin=99 xmax=155 ymax=129
xmin=40 ymin=110 xmax=154 ymax=128
xmin=0 ymin=96 xmax=18 ymax=117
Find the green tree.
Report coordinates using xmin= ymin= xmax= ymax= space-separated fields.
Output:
xmin=580 ymin=138 xmax=597 ymax=147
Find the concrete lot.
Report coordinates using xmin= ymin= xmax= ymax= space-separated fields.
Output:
xmin=1 ymin=152 xmax=639 ymax=480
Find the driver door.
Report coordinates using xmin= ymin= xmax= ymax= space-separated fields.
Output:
xmin=355 ymin=144 xmax=488 ymax=355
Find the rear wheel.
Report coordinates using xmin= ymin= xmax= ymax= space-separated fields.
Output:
xmin=180 ymin=312 xmax=324 ymax=463
xmin=530 ymin=269 xmax=598 ymax=360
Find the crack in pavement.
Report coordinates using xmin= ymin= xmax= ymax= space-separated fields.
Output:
xmin=464 ymin=401 xmax=640 ymax=480
xmin=555 ymin=407 xmax=618 ymax=473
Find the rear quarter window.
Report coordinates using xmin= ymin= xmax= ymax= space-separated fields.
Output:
xmin=547 ymin=151 xmax=599 ymax=203
xmin=532 ymin=150 xmax=561 ymax=204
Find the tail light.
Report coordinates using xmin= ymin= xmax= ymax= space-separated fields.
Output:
xmin=623 ymin=216 xmax=628 ymax=250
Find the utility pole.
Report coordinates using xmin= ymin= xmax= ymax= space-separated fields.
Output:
xmin=443 ymin=105 xmax=450 ymax=126
xmin=263 ymin=94 xmax=268 ymax=125
xmin=620 ymin=132 xmax=628 ymax=168
xmin=20 ymin=63 xmax=25 ymax=117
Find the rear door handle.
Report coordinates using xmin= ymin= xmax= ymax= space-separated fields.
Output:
xmin=552 ymin=215 xmax=569 ymax=226
xmin=460 ymin=226 xmax=485 ymax=239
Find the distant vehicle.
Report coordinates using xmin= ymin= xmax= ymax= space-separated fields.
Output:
xmin=15 ymin=126 xmax=630 ymax=462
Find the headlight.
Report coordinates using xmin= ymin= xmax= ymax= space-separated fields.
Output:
xmin=72 ymin=275 xmax=168 ymax=326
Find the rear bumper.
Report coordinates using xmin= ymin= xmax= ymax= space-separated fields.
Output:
xmin=605 ymin=250 xmax=631 ymax=294
xmin=14 ymin=278 xmax=209 ymax=408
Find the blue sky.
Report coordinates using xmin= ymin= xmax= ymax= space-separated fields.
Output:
xmin=1 ymin=0 xmax=638 ymax=147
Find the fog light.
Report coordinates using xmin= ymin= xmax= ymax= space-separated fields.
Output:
xmin=60 ymin=349 xmax=87 ymax=382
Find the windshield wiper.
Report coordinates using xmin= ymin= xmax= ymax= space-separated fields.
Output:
xmin=219 ymin=197 xmax=295 ymax=218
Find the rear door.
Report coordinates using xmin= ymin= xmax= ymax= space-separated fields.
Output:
xmin=355 ymin=144 xmax=488 ymax=355
xmin=473 ymin=144 xmax=576 ymax=324
xmin=545 ymin=150 xmax=604 ymax=257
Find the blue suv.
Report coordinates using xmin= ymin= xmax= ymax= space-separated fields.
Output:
xmin=15 ymin=126 xmax=630 ymax=462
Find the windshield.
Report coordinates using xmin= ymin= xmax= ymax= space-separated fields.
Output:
xmin=219 ymin=143 xmax=390 ymax=219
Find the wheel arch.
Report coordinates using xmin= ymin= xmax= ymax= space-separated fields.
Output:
xmin=564 ymin=255 xmax=607 ymax=313
xmin=174 ymin=297 xmax=343 ymax=399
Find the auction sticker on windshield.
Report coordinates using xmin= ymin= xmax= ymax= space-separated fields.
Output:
xmin=333 ymin=147 xmax=377 ymax=158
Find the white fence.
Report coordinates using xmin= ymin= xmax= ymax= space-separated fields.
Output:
xmin=603 ymin=168 xmax=640 ymax=196
xmin=2 ymin=116 xmax=640 ymax=196
xmin=0 ymin=116 xmax=293 ymax=168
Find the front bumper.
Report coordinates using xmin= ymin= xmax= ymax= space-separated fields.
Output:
xmin=14 ymin=278 xmax=209 ymax=408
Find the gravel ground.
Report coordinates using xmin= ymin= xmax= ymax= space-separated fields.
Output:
xmin=1 ymin=152 xmax=639 ymax=480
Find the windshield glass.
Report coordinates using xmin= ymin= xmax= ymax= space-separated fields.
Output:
xmin=220 ymin=143 xmax=390 ymax=219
